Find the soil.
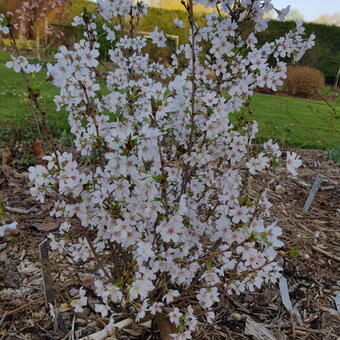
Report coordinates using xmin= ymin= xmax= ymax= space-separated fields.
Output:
xmin=0 ymin=149 xmax=339 ymax=340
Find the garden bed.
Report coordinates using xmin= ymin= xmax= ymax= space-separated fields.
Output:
xmin=0 ymin=149 xmax=339 ymax=340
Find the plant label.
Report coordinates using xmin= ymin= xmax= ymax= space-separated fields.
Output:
xmin=39 ymin=239 xmax=54 ymax=307
xmin=335 ymin=292 xmax=340 ymax=314
xmin=303 ymin=174 xmax=323 ymax=213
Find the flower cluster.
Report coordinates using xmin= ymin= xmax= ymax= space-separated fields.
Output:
xmin=6 ymin=56 xmax=42 ymax=74
xmin=23 ymin=0 xmax=312 ymax=338
xmin=70 ymin=287 xmax=88 ymax=313
xmin=0 ymin=13 xmax=9 ymax=34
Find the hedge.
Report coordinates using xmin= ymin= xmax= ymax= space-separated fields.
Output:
xmin=69 ymin=0 xmax=96 ymax=20
xmin=257 ymin=20 xmax=340 ymax=84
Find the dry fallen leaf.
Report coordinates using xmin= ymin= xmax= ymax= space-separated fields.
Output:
xmin=79 ymin=272 xmax=98 ymax=291
xmin=9 ymin=298 xmax=24 ymax=307
xmin=155 ymin=314 xmax=178 ymax=340
xmin=56 ymin=303 xmax=72 ymax=313
xmin=1 ymin=147 xmax=12 ymax=166
xmin=31 ymin=220 xmax=59 ymax=232
xmin=321 ymin=311 xmax=333 ymax=328
xmin=17 ymin=260 xmax=40 ymax=275
xmin=123 ymin=325 xmax=144 ymax=337
xmin=245 ymin=317 xmax=276 ymax=340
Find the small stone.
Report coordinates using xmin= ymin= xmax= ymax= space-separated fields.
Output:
xmin=278 ymin=250 xmax=286 ymax=257
xmin=9 ymin=298 xmax=23 ymax=307
xmin=275 ymin=185 xmax=286 ymax=195
xmin=76 ymin=318 xmax=88 ymax=326
xmin=230 ymin=312 xmax=243 ymax=321
xmin=56 ymin=303 xmax=72 ymax=312
xmin=78 ymin=306 xmax=91 ymax=317
xmin=70 ymin=288 xmax=78 ymax=297
xmin=301 ymin=253 xmax=310 ymax=260
xmin=32 ymin=311 xmax=45 ymax=318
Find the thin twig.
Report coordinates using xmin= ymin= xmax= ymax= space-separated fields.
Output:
xmin=6 ymin=298 xmax=45 ymax=317
xmin=312 ymin=245 xmax=340 ymax=262
xmin=0 ymin=311 xmax=7 ymax=326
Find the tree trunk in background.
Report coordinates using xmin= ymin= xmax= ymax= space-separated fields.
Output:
xmin=334 ymin=65 xmax=340 ymax=91
xmin=19 ymin=22 xmax=24 ymax=40
xmin=36 ymin=26 xmax=41 ymax=60
xmin=44 ymin=19 xmax=48 ymax=47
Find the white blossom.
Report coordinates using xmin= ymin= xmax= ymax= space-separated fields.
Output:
xmin=20 ymin=0 xmax=314 ymax=337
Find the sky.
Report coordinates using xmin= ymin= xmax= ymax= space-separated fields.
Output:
xmin=271 ymin=0 xmax=340 ymax=22
xmin=91 ymin=0 xmax=340 ymax=22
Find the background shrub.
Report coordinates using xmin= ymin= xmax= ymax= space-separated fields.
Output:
xmin=284 ymin=66 xmax=325 ymax=98
xmin=2 ymin=38 xmax=36 ymax=51
xmin=61 ymin=2 xmax=340 ymax=77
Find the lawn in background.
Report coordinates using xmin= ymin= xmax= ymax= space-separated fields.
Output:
xmin=0 ymin=51 xmax=339 ymax=149
xmin=251 ymin=94 xmax=339 ymax=149
xmin=0 ymin=51 xmax=68 ymax=132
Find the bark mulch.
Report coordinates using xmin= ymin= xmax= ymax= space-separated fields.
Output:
xmin=0 ymin=149 xmax=339 ymax=340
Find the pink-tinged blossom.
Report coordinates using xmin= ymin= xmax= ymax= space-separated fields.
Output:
xmin=265 ymin=222 xmax=284 ymax=248
xmin=6 ymin=56 xmax=28 ymax=73
xmin=150 ymin=26 xmax=167 ymax=48
xmin=18 ymin=0 xmax=315 ymax=337
xmin=163 ymin=290 xmax=180 ymax=305
xmin=173 ymin=18 xmax=185 ymax=28
xmin=95 ymin=303 xmax=110 ymax=317
xmin=229 ymin=205 xmax=252 ymax=224
xmin=286 ymin=151 xmax=302 ymax=176
xmin=277 ymin=5 xmax=291 ymax=21
xmin=171 ymin=331 xmax=192 ymax=340
xmin=246 ymin=152 xmax=270 ymax=175
xmin=149 ymin=302 xmax=164 ymax=315
xmin=169 ymin=307 xmax=183 ymax=326
xmin=136 ymin=300 xmax=149 ymax=321
xmin=129 ymin=279 xmax=154 ymax=300
xmin=206 ymin=311 xmax=215 ymax=324
xmin=185 ymin=305 xmax=198 ymax=331
xmin=71 ymin=287 xmax=87 ymax=313
xmin=197 ymin=287 xmax=219 ymax=309
xmin=157 ymin=216 xmax=182 ymax=243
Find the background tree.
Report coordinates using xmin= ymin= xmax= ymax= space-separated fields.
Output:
xmin=3 ymin=0 xmax=71 ymax=57
xmin=286 ymin=8 xmax=304 ymax=22
xmin=315 ymin=12 xmax=340 ymax=26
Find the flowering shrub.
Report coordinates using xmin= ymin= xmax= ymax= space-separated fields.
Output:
xmin=8 ymin=0 xmax=69 ymax=39
xmin=4 ymin=0 xmax=314 ymax=338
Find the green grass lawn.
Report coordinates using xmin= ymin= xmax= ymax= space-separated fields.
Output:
xmin=0 ymin=51 xmax=339 ymax=149
xmin=251 ymin=94 xmax=339 ymax=149
xmin=0 ymin=51 xmax=68 ymax=132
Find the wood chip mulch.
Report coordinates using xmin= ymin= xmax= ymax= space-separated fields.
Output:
xmin=0 ymin=149 xmax=339 ymax=340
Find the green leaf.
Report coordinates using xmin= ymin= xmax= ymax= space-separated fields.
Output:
xmin=288 ymin=246 xmax=300 ymax=257
xmin=0 ymin=202 xmax=6 ymax=221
